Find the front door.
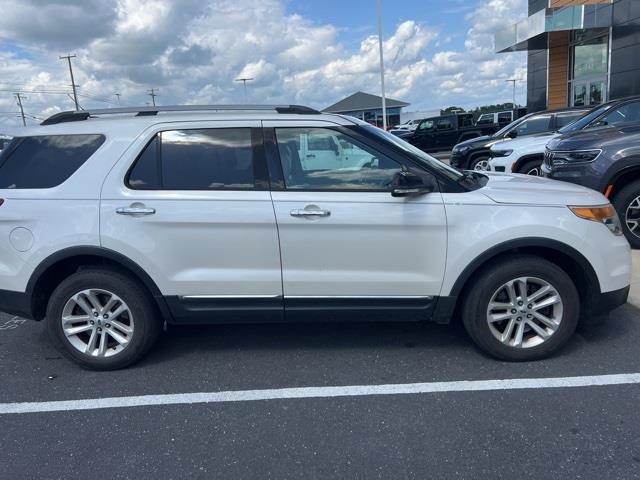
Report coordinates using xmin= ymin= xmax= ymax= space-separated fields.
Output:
xmin=263 ymin=121 xmax=447 ymax=322
xmin=100 ymin=121 xmax=283 ymax=322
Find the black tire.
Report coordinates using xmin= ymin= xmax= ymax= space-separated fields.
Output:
xmin=612 ymin=180 xmax=640 ymax=249
xmin=518 ymin=159 xmax=542 ymax=176
xmin=46 ymin=268 xmax=161 ymax=370
xmin=462 ymin=255 xmax=579 ymax=361
xmin=469 ymin=155 xmax=490 ymax=171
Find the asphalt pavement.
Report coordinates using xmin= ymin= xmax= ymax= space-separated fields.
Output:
xmin=1 ymin=303 xmax=640 ymax=479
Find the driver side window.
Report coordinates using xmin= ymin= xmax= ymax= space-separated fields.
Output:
xmin=275 ymin=127 xmax=402 ymax=191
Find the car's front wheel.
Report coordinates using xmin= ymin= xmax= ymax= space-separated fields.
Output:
xmin=46 ymin=268 xmax=161 ymax=370
xmin=518 ymin=159 xmax=542 ymax=176
xmin=462 ymin=255 xmax=579 ymax=361
xmin=612 ymin=180 xmax=640 ymax=249
xmin=470 ymin=156 xmax=490 ymax=171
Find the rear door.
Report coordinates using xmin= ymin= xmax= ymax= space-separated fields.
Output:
xmin=100 ymin=121 xmax=283 ymax=322
xmin=263 ymin=120 xmax=447 ymax=322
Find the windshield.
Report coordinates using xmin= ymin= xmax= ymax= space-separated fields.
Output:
xmin=558 ymin=104 xmax=612 ymax=134
xmin=362 ymin=125 xmax=464 ymax=181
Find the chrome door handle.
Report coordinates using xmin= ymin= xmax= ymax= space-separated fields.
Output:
xmin=116 ymin=206 xmax=156 ymax=216
xmin=290 ymin=209 xmax=331 ymax=218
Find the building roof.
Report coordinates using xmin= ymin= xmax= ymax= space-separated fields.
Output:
xmin=323 ymin=91 xmax=410 ymax=113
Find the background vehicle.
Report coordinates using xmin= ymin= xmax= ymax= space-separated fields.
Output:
xmin=391 ymin=119 xmax=422 ymax=132
xmin=544 ymin=122 xmax=640 ymax=248
xmin=0 ymin=105 xmax=629 ymax=370
xmin=475 ymin=111 xmax=515 ymax=127
xmin=408 ymin=113 xmax=499 ymax=152
xmin=451 ymin=108 xmax=588 ymax=171
xmin=489 ymin=96 xmax=640 ymax=175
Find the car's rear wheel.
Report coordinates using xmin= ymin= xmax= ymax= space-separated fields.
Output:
xmin=518 ymin=159 xmax=542 ymax=176
xmin=612 ymin=180 xmax=640 ymax=249
xmin=462 ymin=255 xmax=579 ymax=361
xmin=46 ymin=269 xmax=161 ymax=370
xmin=470 ymin=156 xmax=489 ymax=171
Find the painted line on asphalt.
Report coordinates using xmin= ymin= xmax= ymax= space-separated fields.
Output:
xmin=2 ymin=373 xmax=640 ymax=415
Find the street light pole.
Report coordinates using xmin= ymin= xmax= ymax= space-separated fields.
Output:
xmin=235 ymin=78 xmax=254 ymax=104
xmin=376 ymin=0 xmax=388 ymax=130
xmin=506 ymin=79 xmax=517 ymax=108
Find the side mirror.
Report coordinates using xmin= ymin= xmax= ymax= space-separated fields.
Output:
xmin=507 ymin=130 xmax=518 ymax=139
xmin=391 ymin=171 xmax=434 ymax=197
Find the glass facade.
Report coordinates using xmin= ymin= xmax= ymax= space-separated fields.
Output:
xmin=569 ymin=29 xmax=609 ymax=106
xmin=339 ymin=107 xmax=402 ymax=128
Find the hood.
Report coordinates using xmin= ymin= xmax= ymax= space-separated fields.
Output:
xmin=492 ymin=132 xmax=558 ymax=151
xmin=479 ymin=172 xmax=607 ymax=206
xmin=455 ymin=135 xmax=492 ymax=149
xmin=549 ymin=123 xmax=640 ymax=151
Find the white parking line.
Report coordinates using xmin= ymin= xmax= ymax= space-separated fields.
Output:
xmin=1 ymin=373 xmax=639 ymax=415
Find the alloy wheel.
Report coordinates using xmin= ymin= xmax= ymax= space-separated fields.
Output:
xmin=486 ymin=276 xmax=563 ymax=348
xmin=625 ymin=196 xmax=640 ymax=240
xmin=526 ymin=166 xmax=541 ymax=176
xmin=473 ymin=159 xmax=489 ymax=171
xmin=61 ymin=288 xmax=134 ymax=358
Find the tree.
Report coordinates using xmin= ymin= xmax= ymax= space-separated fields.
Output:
xmin=440 ymin=106 xmax=466 ymax=115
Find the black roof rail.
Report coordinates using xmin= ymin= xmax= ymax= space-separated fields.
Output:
xmin=40 ymin=104 xmax=321 ymax=126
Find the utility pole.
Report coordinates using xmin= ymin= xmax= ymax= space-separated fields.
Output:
xmin=235 ymin=78 xmax=254 ymax=103
xmin=14 ymin=93 xmax=26 ymax=126
xmin=506 ymin=79 xmax=518 ymax=108
xmin=115 ymin=93 xmax=121 ymax=105
xmin=59 ymin=54 xmax=79 ymax=111
xmin=148 ymin=88 xmax=158 ymax=106
xmin=376 ymin=0 xmax=388 ymax=130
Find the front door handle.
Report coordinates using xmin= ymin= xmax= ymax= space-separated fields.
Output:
xmin=116 ymin=206 xmax=156 ymax=216
xmin=290 ymin=208 xmax=331 ymax=218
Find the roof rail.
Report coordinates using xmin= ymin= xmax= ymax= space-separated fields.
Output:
xmin=40 ymin=104 xmax=321 ymax=126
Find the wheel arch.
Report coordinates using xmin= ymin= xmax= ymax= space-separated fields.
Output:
xmin=26 ymin=246 xmax=173 ymax=322
xmin=512 ymin=153 xmax=544 ymax=174
xmin=607 ymin=163 xmax=640 ymax=198
xmin=447 ymin=238 xmax=601 ymax=322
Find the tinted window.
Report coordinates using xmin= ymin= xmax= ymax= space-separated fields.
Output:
xmin=128 ymin=128 xmax=255 ymax=190
xmin=497 ymin=112 xmax=512 ymax=123
xmin=559 ymin=104 xmax=612 ymax=133
xmin=599 ymin=102 xmax=640 ymax=127
xmin=276 ymin=128 xmax=402 ymax=190
xmin=555 ymin=112 xmax=585 ymax=129
xmin=127 ymin=135 xmax=161 ymax=189
xmin=0 ymin=134 xmax=104 ymax=189
xmin=513 ymin=115 xmax=553 ymax=136
xmin=437 ymin=119 xmax=453 ymax=130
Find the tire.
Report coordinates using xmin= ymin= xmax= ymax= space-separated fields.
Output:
xmin=46 ymin=268 xmax=161 ymax=370
xmin=462 ymin=255 xmax=579 ymax=361
xmin=469 ymin=156 xmax=490 ymax=171
xmin=518 ymin=159 xmax=542 ymax=176
xmin=612 ymin=180 xmax=640 ymax=249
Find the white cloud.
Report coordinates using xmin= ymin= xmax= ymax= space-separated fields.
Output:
xmin=0 ymin=0 xmax=528 ymax=127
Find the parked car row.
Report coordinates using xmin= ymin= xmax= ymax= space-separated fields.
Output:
xmin=448 ymin=95 xmax=640 ymax=248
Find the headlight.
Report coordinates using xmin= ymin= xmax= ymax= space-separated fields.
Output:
xmin=548 ymin=149 xmax=601 ymax=166
xmin=569 ymin=204 xmax=623 ymax=236
xmin=491 ymin=149 xmax=513 ymax=158
xmin=453 ymin=145 xmax=470 ymax=154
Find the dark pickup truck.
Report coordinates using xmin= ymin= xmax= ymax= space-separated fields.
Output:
xmin=406 ymin=113 xmax=502 ymax=153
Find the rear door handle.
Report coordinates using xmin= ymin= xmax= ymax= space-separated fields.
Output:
xmin=116 ymin=206 xmax=156 ymax=216
xmin=290 ymin=209 xmax=331 ymax=218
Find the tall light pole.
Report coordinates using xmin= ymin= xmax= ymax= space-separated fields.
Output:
xmin=59 ymin=54 xmax=79 ymax=111
xmin=376 ymin=0 xmax=388 ymax=130
xmin=235 ymin=77 xmax=254 ymax=103
xmin=506 ymin=79 xmax=518 ymax=108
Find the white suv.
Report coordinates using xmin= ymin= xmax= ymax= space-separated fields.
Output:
xmin=0 ymin=105 xmax=630 ymax=369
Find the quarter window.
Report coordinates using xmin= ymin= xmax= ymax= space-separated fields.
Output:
xmin=0 ymin=134 xmax=104 ymax=189
xmin=127 ymin=128 xmax=256 ymax=190
xmin=275 ymin=128 xmax=402 ymax=191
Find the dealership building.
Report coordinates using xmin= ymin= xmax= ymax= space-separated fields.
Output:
xmin=496 ymin=0 xmax=640 ymax=112
xmin=324 ymin=91 xmax=409 ymax=128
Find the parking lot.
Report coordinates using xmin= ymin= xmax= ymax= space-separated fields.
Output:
xmin=1 ymin=257 xmax=640 ymax=479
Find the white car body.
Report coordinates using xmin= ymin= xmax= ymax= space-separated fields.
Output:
xmin=0 ymin=105 xmax=630 ymax=367
xmin=392 ymin=119 xmax=421 ymax=132
xmin=488 ymin=132 xmax=559 ymax=173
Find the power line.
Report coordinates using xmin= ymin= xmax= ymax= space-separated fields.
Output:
xmin=59 ymin=54 xmax=80 ymax=111
xmin=148 ymin=88 xmax=158 ymax=106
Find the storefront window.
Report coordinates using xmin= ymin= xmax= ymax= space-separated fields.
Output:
xmin=569 ymin=29 xmax=609 ymax=107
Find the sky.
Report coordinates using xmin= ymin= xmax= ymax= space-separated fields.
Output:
xmin=0 ymin=0 xmax=528 ymax=127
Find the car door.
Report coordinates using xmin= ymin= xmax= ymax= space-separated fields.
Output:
xmin=100 ymin=121 xmax=283 ymax=322
xmin=263 ymin=120 xmax=447 ymax=322
xmin=411 ymin=119 xmax=436 ymax=151
xmin=435 ymin=117 xmax=456 ymax=149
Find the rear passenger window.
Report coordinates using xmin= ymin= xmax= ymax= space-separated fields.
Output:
xmin=0 ymin=134 xmax=104 ymax=189
xmin=127 ymin=128 xmax=256 ymax=190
